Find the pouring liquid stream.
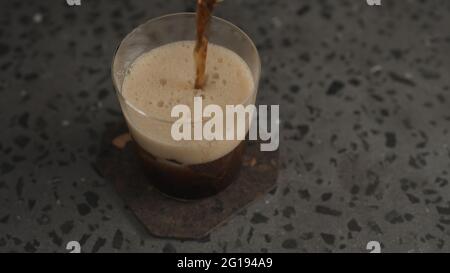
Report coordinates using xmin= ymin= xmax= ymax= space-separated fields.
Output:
xmin=194 ymin=0 xmax=220 ymax=89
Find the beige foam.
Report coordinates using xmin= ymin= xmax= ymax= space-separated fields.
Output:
xmin=121 ymin=41 xmax=255 ymax=164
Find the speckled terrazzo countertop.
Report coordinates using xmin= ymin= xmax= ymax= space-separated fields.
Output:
xmin=1 ymin=0 xmax=450 ymax=253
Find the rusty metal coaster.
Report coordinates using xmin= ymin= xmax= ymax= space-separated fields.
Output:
xmin=96 ymin=122 xmax=279 ymax=239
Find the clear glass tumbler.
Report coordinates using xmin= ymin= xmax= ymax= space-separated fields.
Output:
xmin=112 ymin=13 xmax=261 ymax=200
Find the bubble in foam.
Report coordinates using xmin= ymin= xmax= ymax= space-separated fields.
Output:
xmin=222 ymin=79 xmax=227 ymax=85
xmin=157 ymin=101 xmax=164 ymax=107
xmin=160 ymin=78 xmax=167 ymax=86
xmin=218 ymin=57 xmax=223 ymax=63
xmin=212 ymin=72 xmax=219 ymax=79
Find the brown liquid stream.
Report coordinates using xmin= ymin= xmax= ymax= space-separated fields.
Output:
xmin=194 ymin=0 xmax=219 ymax=89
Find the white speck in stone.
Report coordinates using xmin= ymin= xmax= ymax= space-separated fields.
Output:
xmin=97 ymin=101 xmax=103 ymax=108
xmin=33 ymin=13 xmax=43 ymax=24
xmin=370 ymin=65 xmax=383 ymax=74
xmin=62 ymin=120 xmax=70 ymax=127
xmin=271 ymin=17 xmax=283 ymax=28
xmin=404 ymin=72 xmax=414 ymax=79
xmin=20 ymin=89 xmax=28 ymax=97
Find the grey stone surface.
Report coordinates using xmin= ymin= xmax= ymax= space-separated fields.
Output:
xmin=0 ymin=0 xmax=450 ymax=252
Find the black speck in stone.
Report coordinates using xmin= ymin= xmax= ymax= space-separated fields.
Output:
xmin=0 ymin=43 xmax=10 ymax=57
xmin=19 ymin=15 xmax=31 ymax=26
xmin=385 ymin=132 xmax=396 ymax=148
xmin=282 ymin=38 xmax=292 ymax=47
xmin=389 ymin=72 xmax=416 ymax=86
xmin=296 ymin=5 xmax=311 ymax=16
xmin=404 ymin=213 xmax=414 ymax=221
xmin=112 ymin=229 xmax=123 ymax=250
xmin=48 ymin=231 xmax=62 ymax=247
xmin=23 ymin=73 xmax=39 ymax=82
xmin=321 ymin=192 xmax=333 ymax=201
xmin=282 ymin=239 xmax=298 ymax=249
xmin=299 ymin=53 xmax=310 ymax=63
xmin=282 ymin=206 xmax=296 ymax=218
xmin=406 ymin=193 xmax=420 ymax=204
xmin=13 ymin=135 xmax=30 ymax=149
xmin=60 ymin=220 xmax=74 ymax=234
xmin=348 ymin=78 xmax=360 ymax=86
xmin=315 ymin=205 xmax=342 ymax=217
xmin=18 ymin=112 xmax=29 ymax=128
xmin=84 ymin=191 xmax=99 ymax=208
xmin=24 ymin=240 xmax=39 ymax=253
xmin=284 ymin=121 xmax=293 ymax=130
xmin=298 ymin=189 xmax=311 ymax=200
xmin=79 ymin=234 xmax=91 ymax=246
xmin=257 ymin=26 xmax=267 ymax=36
xmin=326 ymin=81 xmax=345 ymax=96
xmin=97 ymin=88 xmax=109 ymax=100
xmin=12 ymin=237 xmax=22 ymax=246
xmin=16 ymin=178 xmax=23 ymax=197
xmin=91 ymin=237 xmax=106 ymax=253
xmin=435 ymin=177 xmax=448 ymax=188
xmin=290 ymin=85 xmax=300 ymax=94
xmin=162 ymin=243 xmax=177 ymax=253
xmin=350 ymin=185 xmax=360 ymax=195
xmin=408 ymin=155 xmax=426 ymax=169
xmin=320 ymin=8 xmax=332 ymax=20
xmin=0 ymin=214 xmax=10 ymax=224
xmin=419 ymin=68 xmax=441 ymax=80
xmin=250 ymin=212 xmax=269 ymax=224
xmin=1 ymin=162 xmax=14 ymax=175
xmin=320 ymin=233 xmax=335 ymax=245
xmin=390 ymin=49 xmax=403 ymax=59
xmin=436 ymin=206 xmax=450 ymax=215
xmin=385 ymin=210 xmax=404 ymax=224
xmin=297 ymin=125 xmax=309 ymax=140
xmin=93 ymin=26 xmax=105 ymax=35
xmin=246 ymin=227 xmax=254 ymax=243
xmin=365 ymin=172 xmax=380 ymax=196
xmin=77 ymin=203 xmax=91 ymax=216
xmin=283 ymin=224 xmax=294 ymax=232
xmin=300 ymin=232 xmax=314 ymax=240
xmin=37 ymin=214 xmax=50 ymax=225
xmin=347 ymin=219 xmax=362 ymax=232
xmin=368 ymin=221 xmax=383 ymax=234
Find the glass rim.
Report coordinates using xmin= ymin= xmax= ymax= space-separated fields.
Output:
xmin=111 ymin=12 xmax=261 ymax=124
